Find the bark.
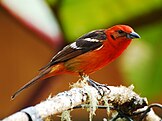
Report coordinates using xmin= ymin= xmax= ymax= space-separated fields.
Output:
xmin=2 ymin=84 xmax=161 ymax=121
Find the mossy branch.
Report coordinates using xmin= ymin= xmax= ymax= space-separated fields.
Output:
xmin=2 ymin=83 xmax=162 ymax=121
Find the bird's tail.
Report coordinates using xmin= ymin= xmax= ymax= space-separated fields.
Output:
xmin=11 ymin=67 xmax=52 ymax=100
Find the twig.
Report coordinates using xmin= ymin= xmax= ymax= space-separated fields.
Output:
xmin=134 ymin=103 xmax=162 ymax=121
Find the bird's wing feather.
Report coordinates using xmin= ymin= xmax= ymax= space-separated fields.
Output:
xmin=39 ymin=30 xmax=107 ymax=71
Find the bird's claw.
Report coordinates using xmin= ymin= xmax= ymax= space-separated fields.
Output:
xmin=87 ymin=78 xmax=110 ymax=97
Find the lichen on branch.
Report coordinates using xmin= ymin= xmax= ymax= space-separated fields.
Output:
xmin=2 ymin=80 xmax=161 ymax=121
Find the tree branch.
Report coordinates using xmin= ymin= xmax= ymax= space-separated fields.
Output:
xmin=2 ymin=84 xmax=161 ymax=121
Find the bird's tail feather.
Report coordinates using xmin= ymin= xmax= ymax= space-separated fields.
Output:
xmin=11 ymin=68 xmax=51 ymax=100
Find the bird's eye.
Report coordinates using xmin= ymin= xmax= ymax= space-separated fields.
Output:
xmin=118 ymin=30 xmax=124 ymax=34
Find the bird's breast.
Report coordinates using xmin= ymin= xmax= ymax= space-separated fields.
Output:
xmin=64 ymin=43 xmax=116 ymax=74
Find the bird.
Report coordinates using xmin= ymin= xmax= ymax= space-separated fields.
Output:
xmin=11 ymin=25 xmax=140 ymax=99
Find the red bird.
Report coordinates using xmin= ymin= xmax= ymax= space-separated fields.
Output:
xmin=11 ymin=25 xmax=140 ymax=99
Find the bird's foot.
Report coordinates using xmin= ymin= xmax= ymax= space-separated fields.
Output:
xmin=82 ymin=76 xmax=110 ymax=97
xmin=88 ymin=79 xmax=110 ymax=96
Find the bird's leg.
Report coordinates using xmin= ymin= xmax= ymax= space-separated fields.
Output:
xmin=79 ymin=73 xmax=110 ymax=96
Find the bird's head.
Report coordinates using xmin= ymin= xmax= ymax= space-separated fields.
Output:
xmin=105 ymin=25 xmax=140 ymax=49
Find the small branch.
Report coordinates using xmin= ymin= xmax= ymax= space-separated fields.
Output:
xmin=134 ymin=103 xmax=162 ymax=121
xmin=2 ymin=85 xmax=161 ymax=121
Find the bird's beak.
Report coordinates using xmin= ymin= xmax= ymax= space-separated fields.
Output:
xmin=127 ymin=31 xmax=140 ymax=39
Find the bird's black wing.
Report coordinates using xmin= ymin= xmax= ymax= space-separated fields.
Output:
xmin=39 ymin=30 xmax=107 ymax=70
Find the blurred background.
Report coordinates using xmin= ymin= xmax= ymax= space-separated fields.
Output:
xmin=0 ymin=0 xmax=162 ymax=120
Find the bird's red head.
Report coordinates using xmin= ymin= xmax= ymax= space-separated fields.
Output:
xmin=104 ymin=25 xmax=140 ymax=50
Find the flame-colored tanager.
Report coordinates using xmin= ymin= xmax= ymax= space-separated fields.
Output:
xmin=12 ymin=25 xmax=140 ymax=99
